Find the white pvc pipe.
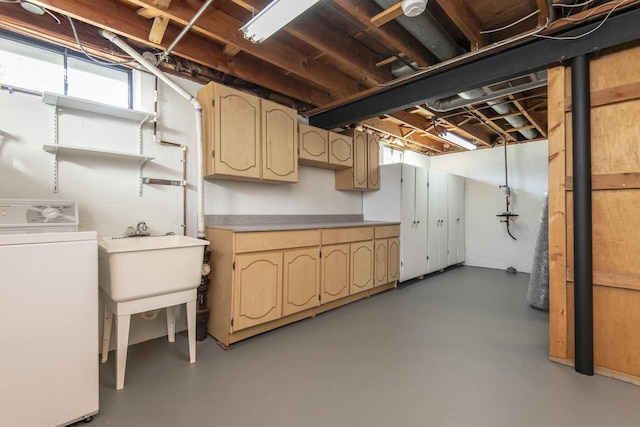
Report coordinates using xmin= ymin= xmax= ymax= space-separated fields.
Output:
xmin=100 ymin=30 xmax=206 ymax=239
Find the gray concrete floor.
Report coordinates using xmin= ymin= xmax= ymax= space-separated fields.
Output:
xmin=86 ymin=266 xmax=640 ymax=427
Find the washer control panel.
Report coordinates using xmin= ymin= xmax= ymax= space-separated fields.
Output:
xmin=0 ymin=200 xmax=78 ymax=228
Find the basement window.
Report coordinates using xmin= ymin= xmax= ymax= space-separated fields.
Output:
xmin=0 ymin=31 xmax=132 ymax=108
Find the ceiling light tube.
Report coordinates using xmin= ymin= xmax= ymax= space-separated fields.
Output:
xmin=240 ymin=0 xmax=320 ymax=43
xmin=440 ymin=131 xmax=477 ymax=151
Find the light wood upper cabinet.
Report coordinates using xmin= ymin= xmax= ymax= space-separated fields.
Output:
xmin=233 ymin=252 xmax=282 ymax=331
xmin=335 ymin=129 xmax=379 ymax=191
xmin=299 ymin=123 xmax=329 ymax=166
xmin=283 ymin=247 xmax=320 ymax=316
xmin=197 ymin=82 xmax=297 ymax=183
xmin=321 ymin=243 xmax=350 ymax=304
xmin=367 ymin=133 xmax=380 ymax=190
xmin=328 ymin=131 xmax=353 ymax=168
xmin=262 ymin=99 xmax=298 ymax=183
xmin=298 ymin=125 xmax=353 ymax=170
xmin=198 ymin=82 xmax=261 ymax=179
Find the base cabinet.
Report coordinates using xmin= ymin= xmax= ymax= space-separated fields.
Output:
xmin=233 ymin=252 xmax=283 ymax=331
xmin=350 ymin=241 xmax=374 ymax=294
xmin=206 ymin=224 xmax=398 ymax=346
xmin=282 ymin=248 xmax=320 ymax=317
xmin=321 ymin=244 xmax=350 ymax=304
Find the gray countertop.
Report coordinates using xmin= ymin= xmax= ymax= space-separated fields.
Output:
xmin=204 ymin=215 xmax=399 ymax=232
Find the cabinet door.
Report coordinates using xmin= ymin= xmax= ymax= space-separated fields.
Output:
xmin=321 ymin=244 xmax=350 ymax=304
xmin=367 ymin=133 xmax=380 ymax=190
xmin=342 ymin=130 xmax=368 ymax=189
xmin=328 ymin=131 xmax=353 ymax=168
xmin=215 ymin=84 xmax=261 ymax=179
xmin=350 ymin=241 xmax=374 ymax=294
xmin=374 ymin=239 xmax=388 ymax=287
xmin=427 ymin=170 xmax=449 ymax=272
xmin=233 ymin=252 xmax=282 ymax=331
xmin=299 ymin=124 xmax=328 ymax=166
xmin=388 ymin=237 xmax=400 ymax=283
xmin=282 ymin=248 xmax=320 ymax=317
xmin=261 ymin=99 xmax=298 ymax=182
xmin=447 ymin=174 xmax=465 ymax=266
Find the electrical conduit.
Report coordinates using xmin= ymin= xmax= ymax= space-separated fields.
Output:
xmin=100 ymin=30 xmax=206 ymax=239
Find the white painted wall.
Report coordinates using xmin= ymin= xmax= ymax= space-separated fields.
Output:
xmin=430 ymin=141 xmax=549 ymax=273
xmin=205 ymin=166 xmax=361 ymax=214
xmin=0 ymin=71 xmax=204 ymax=346
xmin=380 ymin=145 xmax=431 ymax=169
xmin=0 ymin=69 xmax=361 ymax=347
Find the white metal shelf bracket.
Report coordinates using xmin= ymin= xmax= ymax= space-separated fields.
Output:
xmin=52 ymin=106 xmax=59 ymax=193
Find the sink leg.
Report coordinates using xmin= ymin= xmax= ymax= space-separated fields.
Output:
xmin=167 ymin=306 xmax=176 ymax=343
xmin=187 ymin=300 xmax=196 ymax=363
xmin=101 ymin=304 xmax=113 ymax=363
xmin=116 ymin=314 xmax=131 ymax=390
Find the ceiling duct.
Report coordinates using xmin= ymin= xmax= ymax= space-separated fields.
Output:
xmin=373 ymin=0 xmax=463 ymax=61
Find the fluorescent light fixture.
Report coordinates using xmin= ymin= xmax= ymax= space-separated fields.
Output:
xmin=440 ymin=131 xmax=477 ymax=151
xmin=240 ymin=0 xmax=320 ymax=43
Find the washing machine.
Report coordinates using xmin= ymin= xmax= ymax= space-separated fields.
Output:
xmin=0 ymin=199 xmax=99 ymax=426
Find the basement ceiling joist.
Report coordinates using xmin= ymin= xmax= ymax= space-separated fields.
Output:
xmin=1 ymin=0 xmax=638 ymax=155
xmin=308 ymin=4 xmax=640 ymax=129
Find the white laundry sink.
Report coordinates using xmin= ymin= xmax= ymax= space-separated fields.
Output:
xmin=98 ymin=235 xmax=209 ymax=302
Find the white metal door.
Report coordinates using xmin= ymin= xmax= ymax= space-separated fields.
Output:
xmin=447 ymin=174 xmax=464 ymax=266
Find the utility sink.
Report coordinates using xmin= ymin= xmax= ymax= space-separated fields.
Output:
xmin=98 ymin=235 xmax=209 ymax=303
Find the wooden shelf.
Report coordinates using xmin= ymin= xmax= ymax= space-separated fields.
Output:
xmin=42 ymin=92 xmax=156 ymax=122
xmin=43 ymin=143 xmax=154 ymax=162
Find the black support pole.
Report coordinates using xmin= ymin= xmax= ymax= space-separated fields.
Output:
xmin=572 ymin=54 xmax=594 ymax=376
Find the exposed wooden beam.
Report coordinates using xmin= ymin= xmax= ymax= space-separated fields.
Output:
xmin=121 ymin=0 xmax=362 ymax=98
xmin=16 ymin=1 xmax=331 ymax=106
xmin=147 ymin=0 xmax=171 ymax=44
xmin=330 ymin=0 xmax=435 ymax=67
xmin=536 ymin=0 xmax=550 ymax=26
xmin=229 ymin=0 xmax=257 ymax=14
xmin=236 ymin=0 xmax=392 ymax=86
xmin=505 ymin=124 xmax=536 ymax=133
xmin=285 ymin=14 xmax=394 ymax=87
xmin=364 ymin=117 xmax=444 ymax=153
xmin=137 ymin=8 xmax=160 ymax=18
xmin=149 ymin=15 xmax=169 ymax=44
xmin=370 ymin=2 xmax=403 ymax=27
xmin=434 ymin=0 xmax=489 ymax=49
xmin=509 ymin=94 xmax=547 ymax=137
xmin=375 ymin=53 xmax=406 ymax=68
xmin=468 ymin=107 xmax=516 ymax=142
xmin=222 ymin=44 xmax=242 ymax=57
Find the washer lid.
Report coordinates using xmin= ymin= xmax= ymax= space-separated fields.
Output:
xmin=0 ymin=199 xmax=79 ymax=229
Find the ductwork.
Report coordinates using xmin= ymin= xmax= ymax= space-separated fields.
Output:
xmin=374 ymin=0 xmax=554 ymax=140
xmin=373 ymin=0 xmax=463 ymax=61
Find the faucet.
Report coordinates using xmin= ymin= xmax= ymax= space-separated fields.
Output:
xmin=125 ymin=221 xmax=150 ymax=237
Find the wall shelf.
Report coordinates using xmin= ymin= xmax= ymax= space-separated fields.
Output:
xmin=42 ymin=92 xmax=156 ymax=123
xmin=42 ymin=143 xmax=154 ymax=163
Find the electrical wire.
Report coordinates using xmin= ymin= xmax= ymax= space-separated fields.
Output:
xmin=480 ymin=10 xmax=540 ymax=34
xmin=553 ymin=0 xmax=595 ymax=8
xmin=534 ymin=0 xmax=626 ymax=40
xmin=66 ymin=16 xmax=139 ymax=67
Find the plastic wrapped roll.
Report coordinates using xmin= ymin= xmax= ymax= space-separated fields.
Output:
xmin=527 ymin=193 xmax=549 ymax=310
